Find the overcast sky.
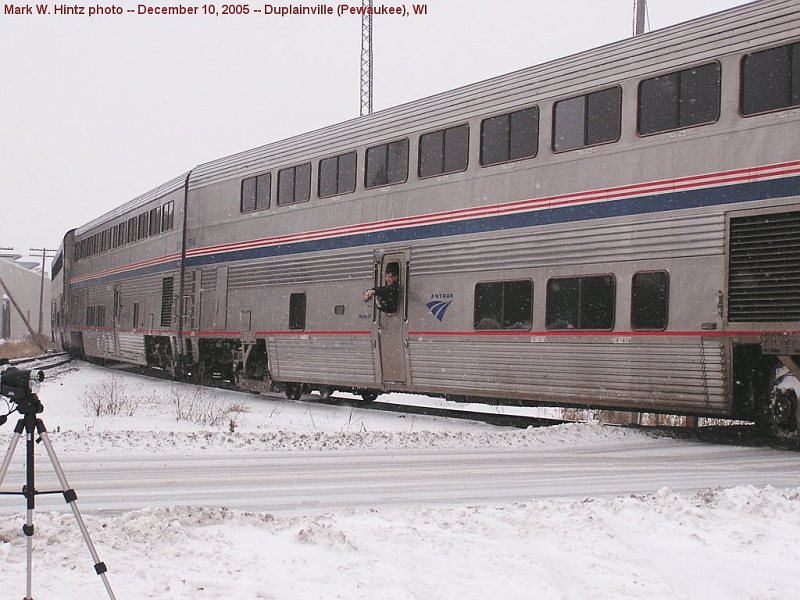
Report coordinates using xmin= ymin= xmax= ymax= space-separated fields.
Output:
xmin=0 ymin=0 xmax=749 ymax=260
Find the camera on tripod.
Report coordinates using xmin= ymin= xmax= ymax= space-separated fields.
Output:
xmin=0 ymin=359 xmax=45 ymax=402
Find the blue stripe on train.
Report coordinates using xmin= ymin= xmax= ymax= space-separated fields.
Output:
xmin=72 ymin=175 xmax=800 ymax=290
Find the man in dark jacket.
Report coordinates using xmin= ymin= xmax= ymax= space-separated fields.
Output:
xmin=364 ymin=263 xmax=400 ymax=313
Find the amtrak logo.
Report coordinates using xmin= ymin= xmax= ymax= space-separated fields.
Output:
xmin=426 ymin=293 xmax=453 ymax=321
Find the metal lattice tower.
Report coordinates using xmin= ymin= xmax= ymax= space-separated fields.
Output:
xmin=633 ymin=0 xmax=647 ymax=36
xmin=360 ymin=0 xmax=373 ymax=116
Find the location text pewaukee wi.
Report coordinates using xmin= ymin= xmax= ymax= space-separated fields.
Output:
xmin=2 ymin=1 xmax=430 ymax=17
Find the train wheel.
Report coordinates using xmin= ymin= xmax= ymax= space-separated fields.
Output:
xmin=359 ymin=390 xmax=379 ymax=402
xmin=759 ymin=365 xmax=799 ymax=439
xmin=285 ymin=383 xmax=304 ymax=401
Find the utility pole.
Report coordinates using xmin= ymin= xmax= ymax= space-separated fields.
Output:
xmin=30 ymin=247 xmax=57 ymax=336
xmin=634 ymin=0 xmax=647 ymax=36
xmin=360 ymin=0 xmax=374 ymax=116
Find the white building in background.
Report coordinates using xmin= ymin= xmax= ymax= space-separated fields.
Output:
xmin=0 ymin=254 xmax=51 ymax=341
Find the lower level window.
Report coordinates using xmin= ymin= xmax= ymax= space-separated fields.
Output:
xmin=474 ymin=280 xmax=532 ymax=330
xmin=546 ymin=275 xmax=615 ymax=330
xmin=289 ymin=293 xmax=307 ymax=330
xmin=631 ymin=271 xmax=669 ymax=330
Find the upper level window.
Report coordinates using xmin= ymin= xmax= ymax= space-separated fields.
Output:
xmin=319 ymin=151 xmax=357 ymax=198
xmin=365 ymin=139 xmax=408 ymax=188
xmin=631 ymin=271 xmax=669 ymax=330
xmin=117 ymin=221 xmax=127 ymax=247
xmin=474 ymin=280 xmax=532 ymax=330
xmin=553 ymin=87 xmax=621 ymax=152
xmin=481 ymin=107 xmax=539 ymax=166
xmin=546 ymin=275 xmax=615 ymax=330
xmin=639 ymin=62 xmax=720 ymax=135
xmin=241 ymin=173 xmax=271 ymax=213
xmin=149 ymin=206 xmax=162 ymax=236
xmin=161 ymin=200 xmax=175 ymax=231
xmin=127 ymin=216 xmax=137 ymax=243
xmin=419 ymin=124 xmax=469 ymax=178
xmin=138 ymin=213 xmax=149 ymax=240
xmin=277 ymin=163 xmax=311 ymax=206
xmin=741 ymin=42 xmax=800 ymax=116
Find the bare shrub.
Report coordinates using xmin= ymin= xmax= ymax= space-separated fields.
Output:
xmin=81 ymin=374 xmax=140 ymax=417
xmin=171 ymin=386 xmax=249 ymax=429
xmin=0 ymin=339 xmax=46 ymax=359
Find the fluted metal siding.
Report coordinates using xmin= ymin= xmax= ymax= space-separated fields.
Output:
xmin=117 ymin=333 xmax=147 ymax=364
xmin=228 ymin=250 xmax=373 ymax=289
xmin=412 ymin=212 xmax=724 ymax=275
xmin=267 ymin=336 xmax=376 ymax=386
xmin=408 ymin=338 xmax=728 ymax=413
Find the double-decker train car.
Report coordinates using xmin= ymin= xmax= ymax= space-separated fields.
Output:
xmin=53 ymin=0 xmax=800 ymax=437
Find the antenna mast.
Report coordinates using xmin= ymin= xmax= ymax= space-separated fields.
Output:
xmin=360 ymin=0 xmax=374 ymax=116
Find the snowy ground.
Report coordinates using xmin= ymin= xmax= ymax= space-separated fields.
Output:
xmin=0 ymin=362 xmax=798 ymax=599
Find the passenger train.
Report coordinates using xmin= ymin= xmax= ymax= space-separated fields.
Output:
xmin=51 ymin=0 xmax=800 ymax=438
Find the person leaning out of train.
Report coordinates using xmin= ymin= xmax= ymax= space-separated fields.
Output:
xmin=364 ymin=263 xmax=400 ymax=313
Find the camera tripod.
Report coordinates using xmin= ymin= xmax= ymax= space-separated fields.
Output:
xmin=0 ymin=392 xmax=116 ymax=600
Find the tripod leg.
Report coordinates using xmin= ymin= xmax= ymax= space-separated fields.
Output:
xmin=0 ymin=419 xmax=24 ymax=488
xmin=35 ymin=423 xmax=117 ymax=600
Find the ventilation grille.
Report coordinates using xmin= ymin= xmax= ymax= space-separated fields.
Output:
xmin=728 ymin=210 xmax=800 ymax=322
xmin=160 ymin=277 xmax=174 ymax=327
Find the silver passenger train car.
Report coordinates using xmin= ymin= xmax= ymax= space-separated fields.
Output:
xmin=52 ymin=0 xmax=800 ymax=437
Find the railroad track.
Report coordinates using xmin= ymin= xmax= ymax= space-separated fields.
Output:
xmin=297 ymin=392 xmax=569 ymax=430
xmin=4 ymin=352 xmax=72 ymax=372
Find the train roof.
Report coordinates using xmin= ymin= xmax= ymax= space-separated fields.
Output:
xmin=75 ymin=172 xmax=189 ymax=237
xmin=188 ymin=0 xmax=799 ymax=190
xmin=73 ymin=0 xmax=799 ymax=237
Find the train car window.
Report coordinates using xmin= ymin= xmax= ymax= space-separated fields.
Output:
xmin=278 ymin=163 xmax=311 ymax=206
xmin=365 ymin=138 xmax=409 ymax=188
xmin=741 ymin=42 xmax=800 ymax=116
xmin=133 ymin=302 xmax=139 ymax=329
xmin=553 ymin=86 xmax=621 ymax=152
xmin=481 ymin=107 xmax=539 ymax=166
xmin=319 ymin=151 xmax=357 ymax=198
xmin=546 ymin=275 xmax=615 ymax=330
xmin=289 ymin=293 xmax=306 ymax=330
xmin=418 ymin=124 xmax=469 ymax=179
xmin=86 ymin=305 xmax=106 ymax=327
xmin=149 ymin=207 xmax=162 ymax=236
xmin=639 ymin=63 xmax=720 ymax=135
xmin=631 ymin=271 xmax=669 ymax=331
xmin=161 ymin=200 xmax=175 ymax=231
xmin=138 ymin=213 xmax=149 ymax=240
xmin=241 ymin=173 xmax=271 ymax=213
xmin=110 ymin=225 xmax=118 ymax=249
xmin=127 ymin=217 xmax=137 ymax=243
xmin=474 ymin=280 xmax=533 ymax=330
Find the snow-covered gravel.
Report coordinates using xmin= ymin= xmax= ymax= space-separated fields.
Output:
xmin=0 ymin=362 xmax=797 ymax=599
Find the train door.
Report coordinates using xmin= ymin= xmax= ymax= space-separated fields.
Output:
xmin=112 ymin=286 xmax=121 ymax=355
xmin=373 ymin=251 xmax=409 ymax=385
xmin=198 ymin=266 xmax=228 ymax=330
